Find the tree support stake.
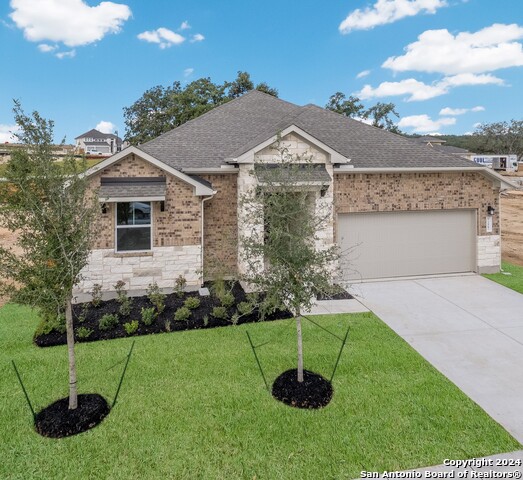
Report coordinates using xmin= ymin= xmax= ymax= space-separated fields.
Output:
xmin=246 ymin=331 xmax=269 ymax=391
xmin=12 ymin=360 xmax=35 ymax=421
xmin=330 ymin=326 xmax=350 ymax=382
xmin=112 ymin=340 xmax=135 ymax=408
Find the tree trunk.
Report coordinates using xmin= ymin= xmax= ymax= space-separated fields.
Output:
xmin=65 ymin=296 xmax=78 ymax=410
xmin=296 ymin=312 xmax=304 ymax=383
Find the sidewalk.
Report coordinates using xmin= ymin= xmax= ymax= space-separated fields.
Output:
xmin=303 ymin=298 xmax=369 ymax=315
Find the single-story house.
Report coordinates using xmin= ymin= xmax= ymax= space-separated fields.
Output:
xmin=77 ymin=90 xmax=512 ymax=294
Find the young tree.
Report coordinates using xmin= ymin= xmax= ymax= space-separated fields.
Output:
xmin=0 ymin=102 xmax=98 ymax=410
xmin=239 ymin=141 xmax=340 ymax=382
xmin=473 ymin=120 xmax=523 ymax=159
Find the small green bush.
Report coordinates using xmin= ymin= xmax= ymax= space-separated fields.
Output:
xmin=119 ymin=296 xmax=133 ymax=317
xmin=141 ymin=307 xmax=156 ymax=326
xmin=174 ymin=306 xmax=191 ymax=322
xmin=231 ymin=313 xmax=240 ymax=325
xmin=114 ymin=280 xmax=127 ymax=302
xmin=34 ymin=312 xmax=66 ymax=336
xmin=164 ymin=319 xmax=172 ymax=332
xmin=123 ymin=320 xmax=139 ymax=335
xmin=212 ymin=306 xmax=228 ymax=320
xmin=99 ymin=313 xmax=119 ymax=331
xmin=174 ymin=275 xmax=187 ymax=297
xmin=91 ymin=283 xmax=103 ymax=307
xmin=77 ymin=304 xmax=90 ymax=323
xmin=184 ymin=296 xmax=200 ymax=310
xmin=203 ymin=314 xmax=209 ymax=326
xmin=76 ymin=326 xmax=93 ymax=339
xmin=237 ymin=301 xmax=253 ymax=316
xmin=219 ymin=292 xmax=235 ymax=308
xmin=147 ymin=282 xmax=166 ymax=314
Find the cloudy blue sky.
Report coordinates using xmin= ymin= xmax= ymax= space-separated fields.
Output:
xmin=1 ymin=0 xmax=522 ymax=143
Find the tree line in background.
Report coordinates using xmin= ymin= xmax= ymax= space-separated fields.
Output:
xmin=123 ymin=71 xmax=402 ymax=145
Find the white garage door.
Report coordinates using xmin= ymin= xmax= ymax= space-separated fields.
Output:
xmin=337 ymin=210 xmax=476 ymax=281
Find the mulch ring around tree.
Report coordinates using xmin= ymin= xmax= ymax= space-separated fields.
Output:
xmin=35 ymin=394 xmax=110 ymax=438
xmin=272 ymin=369 xmax=333 ymax=409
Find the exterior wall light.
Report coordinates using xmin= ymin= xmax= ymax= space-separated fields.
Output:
xmin=487 ymin=206 xmax=495 ymax=216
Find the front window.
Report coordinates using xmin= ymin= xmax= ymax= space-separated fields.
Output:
xmin=116 ymin=202 xmax=152 ymax=252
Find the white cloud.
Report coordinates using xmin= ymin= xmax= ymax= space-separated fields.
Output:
xmin=95 ymin=121 xmax=116 ymax=134
xmin=339 ymin=0 xmax=446 ymax=34
xmin=0 ymin=124 xmax=20 ymax=143
xmin=137 ymin=27 xmax=185 ymax=48
xmin=398 ymin=114 xmax=456 ymax=133
xmin=439 ymin=105 xmax=485 ymax=116
xmin=383 ymin=23 xmax=523 ymax=74
xmin=37 ymin=43 xmax=57 ymax=52
xmin=354 ymin=116 xmax=374 ymax=125
xmin=10 ymin=0 xmax=132 ymax=47
xmin=183 ymin=68 xmax=194 ymax=78
xmin=179 ymin=20 xmax=190 ymax=30
xmin=356 ymin=69 xmax=371 ymax=79
xmin=357 ymin=73 xmax=503 ymax=101
xmin=190 ymin=33 xmax=205 ymax=43
xmin=55 ymin=49 xmax=76 ymax=59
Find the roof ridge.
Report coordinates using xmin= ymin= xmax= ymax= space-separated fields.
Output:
xmin=141 ymin=90 xmax=297 ymax=147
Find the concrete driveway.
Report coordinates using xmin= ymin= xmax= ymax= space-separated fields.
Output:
xmin=348 ymin=274 xmax=523 ymax=444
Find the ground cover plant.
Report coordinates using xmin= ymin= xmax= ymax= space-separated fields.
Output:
xmin=1 ymin=304 xmax=519 ymax=479
xmin=34 ymin=281 xmax=292 ymax=347
xmin=484 ymin=261 xmax=523 ymax=294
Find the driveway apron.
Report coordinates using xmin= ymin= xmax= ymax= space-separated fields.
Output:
xmin=348 ymin=275 xmax=523 ymax=443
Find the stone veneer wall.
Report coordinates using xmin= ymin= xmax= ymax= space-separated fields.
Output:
xmin=237 ymin=133 xmax=335 ymax=277
xmin=334 ymin=171 xmax=501 ymax=273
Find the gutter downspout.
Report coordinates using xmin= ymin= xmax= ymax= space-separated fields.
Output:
xmin=201 ymin=192 xmax=217 ymax=287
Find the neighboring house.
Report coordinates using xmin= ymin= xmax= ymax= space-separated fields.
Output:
xmin=414 ymin=136 xmax=474 ymax=160
xmin=77 ymin=91 xmax=513 ymax=294
xmin=0 ymin=143 xmax=74 ymax=164
xmin=75 ymin=129 xmax=123 ymax=156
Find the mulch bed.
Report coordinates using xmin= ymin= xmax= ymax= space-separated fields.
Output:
xmin=35 ymin=394 xmax=110 ymax=438
xmin=272 ymin=369 xmax=333 ymax=409
xmin=34 ymin=282 xmax=295 ymax=347
xmin=316 ymin=284 xmax=353 ymax=300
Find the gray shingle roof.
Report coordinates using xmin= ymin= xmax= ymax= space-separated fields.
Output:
xmin=99 ymin=177 xmax=166 ymax=199
xmin=138 ymin=90 xmax=477 ymax=170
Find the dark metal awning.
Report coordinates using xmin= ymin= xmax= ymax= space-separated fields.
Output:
xmin=254 ymin=163 xmax=332 ymax=185
xmin=98 ymin=177 xmax=166 ymax=202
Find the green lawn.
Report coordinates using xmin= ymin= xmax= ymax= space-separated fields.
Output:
xmin=0 ymin=305 xmax=519 ymax=480
xmin=484 ymin=261 xmax=523 ymax=294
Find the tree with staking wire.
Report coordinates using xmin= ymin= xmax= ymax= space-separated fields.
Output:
xmin=0 ymin=102 xmax=98 ymax=410
xmin=239 ymin=138 xmax=341 ymax=383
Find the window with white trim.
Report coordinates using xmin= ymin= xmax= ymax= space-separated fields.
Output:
xmin=116 ymin=202 xmax=152 ymax=252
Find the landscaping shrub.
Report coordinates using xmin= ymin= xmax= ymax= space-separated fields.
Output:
xmin=174 ymin=306 xmax=191 ymax=322
xmin=77 ymin=304 xmax=89 ymax=323
xmin=203 ymin=314 xmax=209 ymax=326
xmin=99 ymin=313 xmax=119 ymax=331
xmin=174 ymin=275 xmax=187 ymax=297
xmin=123 ymin=320 xmax=139 ymax=336
xmin=231 ymin=313 xmax=240 ymax=325
xmin=147 ymin=282 xmax=166 ymax=314
xmin=114 ymin=280 xmax=127 ymax=302
xmin=141 ymin=307 xmax=156 ymax=326
xmin=184 ymin=296 xmax=200 ymax=310
xmin=91 ymin=283 xmax=103 ymax=307
xmin=164 ymin=319 xmax=172 ymax=332
xmin=34 ymin=313 xmax=66 ymax=336
xmin=119 ymin=296 xmax=133 ymax=317
xmin=237 ymin=301 xmax=254 ymax=316
xmin=212 ymin=306 xmax=228 ymax=320
xmin=76 ymin=326 xmax=93 ymax=340
xmin=219 ymin=292 xmax=235 ymax=308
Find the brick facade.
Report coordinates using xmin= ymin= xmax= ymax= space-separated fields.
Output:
xmin=200 ymin=173 xmax=239 ymax=278
xmin=333 ymin=171 xmax=500 ymax=236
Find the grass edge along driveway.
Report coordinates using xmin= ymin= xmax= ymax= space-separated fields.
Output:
xmin=0 ymin=305 xmax=519 ymax=480
xmin=484 ymin=261 xmax=523 ymax=294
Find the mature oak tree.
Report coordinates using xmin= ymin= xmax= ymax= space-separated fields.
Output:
xmin=123 ymin=71 xmax=278 ymax=145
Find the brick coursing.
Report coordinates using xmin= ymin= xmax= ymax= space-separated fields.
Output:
xmin=88 ymin=154 xmax=201 ymax=250
xmin=199 ymin=173 xmax=239 ymax=277
xmin=333 ymin=172 xmax=500 ymax=237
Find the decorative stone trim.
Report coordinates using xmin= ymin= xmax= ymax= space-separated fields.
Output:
xmin=477 ymin=235 xmax=501 ymax=274
xmin=74 ymin=245 xmax=202 ymax=294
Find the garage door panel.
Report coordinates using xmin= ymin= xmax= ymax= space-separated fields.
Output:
xmin=338 ymin=210 xmax=476 ymax=281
